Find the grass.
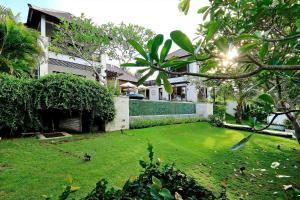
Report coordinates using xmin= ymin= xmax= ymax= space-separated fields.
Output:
xmin=0 ymin=122 xmax=299 ymax=200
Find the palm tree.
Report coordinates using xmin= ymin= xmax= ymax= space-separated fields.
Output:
xmin=0 ymin=5 xmax=42 ymax=77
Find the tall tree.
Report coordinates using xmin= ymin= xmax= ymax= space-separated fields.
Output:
xmin=100 ymin=22 xmax=155 ymax=64
xmin=0 ymin=6 xmax=42 ymax=76
xmin=51 ymin=14 xmax=110 ymax=83
xmin=123 ymin=0 xmax=300 ymax=143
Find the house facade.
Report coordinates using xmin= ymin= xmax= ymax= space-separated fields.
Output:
xmin=145 ymin=49 xmax=211 ymax=102
xmin=25 ymin=4 xmax=137 ymax=84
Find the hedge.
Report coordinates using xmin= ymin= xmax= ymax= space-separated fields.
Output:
xmin=130 ymin=117 xmax=206 ymax=129
xmin=0 ymin=73 xmax=115 ymax=134
xmin=129 ymin=100 xmax=196 ymax=116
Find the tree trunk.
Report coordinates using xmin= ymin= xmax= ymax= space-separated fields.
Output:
xmin=292 ymin=119 xmax=300 ymax=144
xmin=236 ymin=101 xmax=243 ymax=124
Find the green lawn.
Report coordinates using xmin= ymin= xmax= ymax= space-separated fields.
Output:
xmin=0 ymin=122 xmax=299 ymax=200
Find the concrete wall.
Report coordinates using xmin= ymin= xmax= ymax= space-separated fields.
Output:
xmin=226 ymin=101 xmax=237 ymax=116
xmin=105 ymin=96 xmax=129 ymax=132
xmin=48 ymin=63 xmax=95 ymax=80
xmin=267 ymin=114 xmax=288 ymax=125
xmin=196 ymin=103 xmax=213 ymax=118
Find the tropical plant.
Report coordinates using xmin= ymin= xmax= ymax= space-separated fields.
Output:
xmin=82 ymin=144 xmax=225 ymax=200
xmin=100 ymin=22 xmax=155 ymax=64
xmin=0 ymin=73 xmax=115 ymax=135
xmin=122 ymin=0 xmax=300 ymax=143
xmin=0 ymin=6 xmax=42 ymax=76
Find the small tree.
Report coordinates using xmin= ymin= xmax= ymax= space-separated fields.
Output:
xmin=51 ymin=14 xmax=110 ymax=83
xmin=0 ymin=5 xmax=42 ymax=76
xmin=122 ymin=0 xmax=300 ymax=144
xmin=100 ymin=22 xmax=155 ymax=64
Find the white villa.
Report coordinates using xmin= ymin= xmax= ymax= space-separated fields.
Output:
xmin=145 ymin=49 xmax=211 ymax=102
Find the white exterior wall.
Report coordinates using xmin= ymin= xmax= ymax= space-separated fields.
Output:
xmin=267 ymin=114 xmax=288 ymax=125
xmin=149 ymin=86 xmax=159 ymax=101
xmin=105 ymin=96 xmax=129 ymax=132
xmin=196 ymin=103 xmax=213 ymax=118
xmin=226 ymin=101 xmax=238 ymax=116
xmin=186 ymin=84 xmax=197 ymax=102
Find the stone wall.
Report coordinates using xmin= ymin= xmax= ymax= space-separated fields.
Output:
xmin=105 ymin=96 xmax=129 ymax=132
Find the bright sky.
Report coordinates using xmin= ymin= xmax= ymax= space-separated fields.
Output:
xmin=2 ymin=0 xmax=208 ymax=42
xmin=2 ymin=0 xmax=208 ymax=77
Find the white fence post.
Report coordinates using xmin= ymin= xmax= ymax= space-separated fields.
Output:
xmin=195 ymin=103 xmax=213 ymax=119
xmin=105 ymin=96 xmax=129 ymax=132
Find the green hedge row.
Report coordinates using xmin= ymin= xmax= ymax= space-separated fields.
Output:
xmin=129 ymin=117 xmax=206 ymax=129
xmin=129 ymin=100 xmax=196 ymax=116
xmin=0 ymin=73 xmax=115 ymax=134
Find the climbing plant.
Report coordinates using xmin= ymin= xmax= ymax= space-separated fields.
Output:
xmin=0 ymin=73 xmax=115 ymax=135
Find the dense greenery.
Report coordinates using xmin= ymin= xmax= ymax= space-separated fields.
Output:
xmin=123 ymin=0 xmax=300 ymax=143
xmin=0 ymin=73 xmax=115 ymax=134
xmin=0 ymin=6 xmax=42 ymax=76
xmin=1 ymin=123 xmax=299 ymax=199
xmin=129 ymin=100 xmax=196 ymax=116
xmin=82 ymin=144 xmax=220 ymax=200
xmin=130 ymin=117 xmax=206 ymax=129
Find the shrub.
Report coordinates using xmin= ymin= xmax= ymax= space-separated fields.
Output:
xmin=129 ymin=117 xmax=206 ymax=129
xmin=0 ymin=73 xmax=115 ymax=135
xmin=0 ymin=74 xmax=38 ymax=132
xmin=283 ymin=119 xmax=293 ymax=130
xmin=208 ymin=115 xmax=224 ymax=127
xmin=82 ymin=144 xmax=226 ymax=200
xmin=213 ymin=104 xmax=226 ymax=120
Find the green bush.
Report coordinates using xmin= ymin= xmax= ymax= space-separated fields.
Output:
xmin=0 ymin=74 xmax=38 ymax=132
xmin=208 ymin=115 xmax=224 ymax=127
xmin=0 ymin=73 xmax=115 ymax=134
xmin=82 ymin=144 xmax=225 ymax=200
xmin=130 ymin=117 xmax=207 ymax=129
xmin=213 ymin=104 xmax=226 ymax=120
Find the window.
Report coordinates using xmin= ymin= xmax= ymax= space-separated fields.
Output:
xmin=159 ymin=88 xmax=163 ymax=100
xmin=171 ymin=86 xmax=187 ymax=101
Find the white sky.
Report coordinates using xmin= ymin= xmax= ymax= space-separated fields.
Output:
xmin=59 ymin=0 xmax=208 ymax=48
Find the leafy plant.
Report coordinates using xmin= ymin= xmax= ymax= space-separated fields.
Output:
xmin=129 ymin=117 xmax=206 ymax=129
xmin=0 ymin=73 xmax=115 ymax=135
xmin=208 ymin=115 xmax=224 ymax=127
xmin=83 ymin=144 xmax=226 ymax=200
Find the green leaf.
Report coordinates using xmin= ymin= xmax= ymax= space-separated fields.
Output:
xmin=178 ymin=0 xmax=190 ymax=15
xmin=231 ymin=134 xmax=253 ymax=151
xmin=128 ymin=39 xmax=148 ymax=60
xmin=170 ymin=30 xmax=194 ymax=53
xmin=135 ymin=58 xmax=151 ymax=66
xmin=160 ymin=39 xmax=172 ymax=62
xmin=121 ymin=63 xmax=139 ymax=67
xmin=159 ymin=188 xmax=173 ymax=199
xmin=296 ymin=19 xmax=300 ymax=29
xmin=151 ymin=34 xmax=164 ymax=62
xmin=155 ymin=72 xmax=162 ymax=86
xmin=259 ymin=43 xmax=268 ymax=59
xmin=206 ymin=21 xmax=219 ymax=42
xmin=161 ymin=73 xmax=173 ymax=94
xmin=258 ymin=93 xmax=275 ymax=105
xmin=138 ymin=69 xmax=155 ymax=85
xmin=239 ymin=43 xmax=257 ymax=54
xmin=198 ymin=6 xmax=209 ymax=14
xmin=236 ymin=34 xmax=258 ymax=41
xmin=152 ymin=176 xmax=162 ymax=189
xmin=200 ymin=61 xmax=217 ymax=73
xmin=215 ymin=37 xmax=228 ymax=52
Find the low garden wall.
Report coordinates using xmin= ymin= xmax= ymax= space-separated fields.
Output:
xmin=129 ymin=100 xmax=213 ymax=121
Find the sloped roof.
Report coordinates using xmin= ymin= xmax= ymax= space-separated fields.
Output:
xmin=49 ymin=58 xmax=138 ymax=82
xmin=28 ymin=4 xmax=73 ymax=22
xmin=106 ymin=64 xmax=138 ymax=83
xmin=166 ymin=49 xmax=191 ymax=60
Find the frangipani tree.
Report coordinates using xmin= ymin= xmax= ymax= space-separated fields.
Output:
xmin=122 ymin=0 xmax=300 ymax=145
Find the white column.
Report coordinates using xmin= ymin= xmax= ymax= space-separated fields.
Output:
xmin=40 ymin=15 xmax=46 ymax=37
xmin=100 ymin=54 xmax=107 ymax=84
xmin=38 ymin=36 xmax=49 ymax=76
